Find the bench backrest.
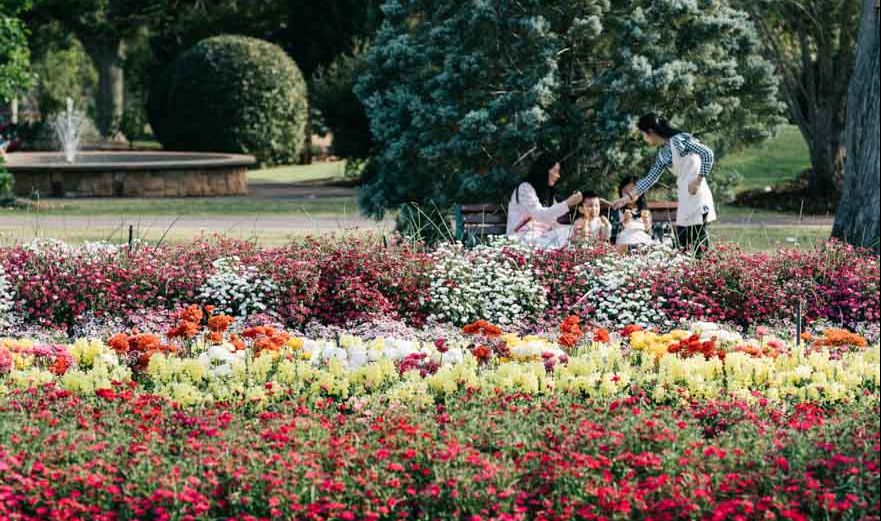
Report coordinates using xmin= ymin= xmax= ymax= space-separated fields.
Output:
xmin=453 ymin=199 xmax=678 ymax=244
xmin=598 ymin=199 xmax=678 ymax=223
xmin=454 ymin=203 xmax=506 ymax=243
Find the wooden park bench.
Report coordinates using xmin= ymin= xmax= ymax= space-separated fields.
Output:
xmin=453 ymin=203 xmax=507 ymax=244
xmin=453 ymin=199 xmax=678 ymax=245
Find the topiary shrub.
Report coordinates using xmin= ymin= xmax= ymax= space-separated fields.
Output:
xmin=149 ymin=35 xmax=308 ymax=166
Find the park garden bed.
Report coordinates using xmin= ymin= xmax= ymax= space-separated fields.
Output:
xmin=0 ymin=237 xmax=879 ymax=519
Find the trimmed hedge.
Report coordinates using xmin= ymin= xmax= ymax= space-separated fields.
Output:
xmin=148 ymin=35 xmax=308 ymax=166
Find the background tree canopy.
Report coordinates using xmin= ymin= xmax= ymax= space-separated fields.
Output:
xmin=1 ymin=0 xmax=33 ymax=103
xmin=356 ymin=0 xmax=786 ymax=218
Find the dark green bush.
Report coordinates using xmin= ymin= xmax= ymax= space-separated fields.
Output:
xmin=310 ymin=40 xmax=372 ymax=160
xmin=148 ymin=35 xmax=307 ymax=166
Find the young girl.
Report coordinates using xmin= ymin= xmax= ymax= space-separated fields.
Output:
xmin=570 ymin=191 xmax=612 ymax=245
xmin=611 ymin=113 xmax=716 ymax=255
xmin=612 ymin=177 xmax=654 ymax=253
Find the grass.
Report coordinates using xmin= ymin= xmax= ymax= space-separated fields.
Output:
xmin=716 ymin=125 xmax=810 ymax=191
xmin=247 ymin=161 xmax=347 ymax=184
xmin=712 ymin=225 xmax=831 ymax=251
xmin=18 ymin=196 xmax=360 ymax=217
xmin=0 ymin=224 xmax=389 ymax=247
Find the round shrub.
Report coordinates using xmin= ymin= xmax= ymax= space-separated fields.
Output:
xmin=149 ymin=35 xmax=308 ymax=166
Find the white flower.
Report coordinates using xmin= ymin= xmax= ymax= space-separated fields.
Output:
xmin=197 ymin=257 xmax=279 ymax=318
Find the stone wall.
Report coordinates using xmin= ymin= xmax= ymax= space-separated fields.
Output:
xmin=11 ymin=167 xmax=249 ymax=197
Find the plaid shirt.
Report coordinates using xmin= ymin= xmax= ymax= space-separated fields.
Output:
xmin=635 ymin=133 xmax=714 ymax=196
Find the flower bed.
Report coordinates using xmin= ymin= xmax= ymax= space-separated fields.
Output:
xmin=0 ymin=233 xmax=878 ymax=519
xmin=2 ymin=311 xmax=877 ymax=407
xmin=1 ymin=387 xmax=878 ymax=519
xmin=1 ymin=238 xmax=877 ymax=337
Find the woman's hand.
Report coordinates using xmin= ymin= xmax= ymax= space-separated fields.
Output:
xmin=688 ymin=177 xmax=702 ymax=195
xmin=566 ymin=191 xmax=584 ymax=208
xmin=611 ymin=196 xmax=629 ymax=210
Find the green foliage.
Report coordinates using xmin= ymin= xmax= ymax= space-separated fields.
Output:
xmin=149 ymin=35 xmax=308 ymax=166
xmin=30 ymin=37 xmax=97 ymax=115
xmin=0 ymin=0 xmax=32 ymax=102
xmin=120 ymin=27 xmax=153 ymax=141
xmin=28 ymin=0 xmax=164 ymax=42
xmin=310 ymin=40 xmax=373 ymax=160
xmin=0 ymin=155 xmax=15 ymax=205
xmin=281 ymin=0 xmax=382 ymax=77
xmin=709 ymin=168 xmax=744 ymax=204
xmin=356 ymin=0 xmax=786 ymax=217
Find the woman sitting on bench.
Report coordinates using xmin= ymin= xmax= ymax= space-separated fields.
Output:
xmin=506 ymin=153 xmax=583 ymax=249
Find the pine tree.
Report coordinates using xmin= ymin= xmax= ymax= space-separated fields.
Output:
xmin=356 ymin=0 xmax=785 ymax=217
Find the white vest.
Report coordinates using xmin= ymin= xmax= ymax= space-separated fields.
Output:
xmin=672 ymin=144 xmax=717 ymax=227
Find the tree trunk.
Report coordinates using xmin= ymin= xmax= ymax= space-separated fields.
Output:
xmin=86 ymin=39 xmax=126 ymax=139
xmin=832 ymin=0 xmax=880 ymax=251
xmin=804 ymin=119 xmax=845 ymax=195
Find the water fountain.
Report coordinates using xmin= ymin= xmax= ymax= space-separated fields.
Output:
xmin=51 ymin=98 xmax=85 ymax=163
xmin=4 ymin=98 xmax=255 ymax=197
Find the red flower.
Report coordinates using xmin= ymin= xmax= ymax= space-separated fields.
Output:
xmin=95 ymin=388 xmax=117 ymax=401
xmin=593 ymin=328 xmax=610 ymax=343
xmin=471 ymin=344 xmax=492 ymax=363
xmin=620 ymin=324 xmax=644 ymax=337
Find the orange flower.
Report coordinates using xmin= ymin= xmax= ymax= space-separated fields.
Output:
xmin=243 ymin=326 xmax=271 ymax=339
xmin=620 ymin=325 xmax=644 ymax=337
xmin=129 ymin=333 xmax=162 ymax=352
xmin=107 ymin=333 xmax=130 ymax=354
xmin=593 ymin=329 xmax=610 ymax=343
xmin=229 ymin=334 xmax=246 ymax=351
xmin=205 ymin=331 xmax=223 ymax=344
xmin=207 ymin=314 xmax=235 ymax=333
xmin=559 ymin=333 xmax=580 ymax=349
xmin=813 ymin=328 xmax=867 ymax=348
xmin=167 ymin=321 xmax=200 ymax=339
xmin=179 ymin=304 xmax=204 ymax=325
xmin=49 ymin=355 xmax=71 ymax=376
xmin=558 ymin=316 xmax=585 ymax=349
xmin=462 ymin=320 xmax=502 ymax=337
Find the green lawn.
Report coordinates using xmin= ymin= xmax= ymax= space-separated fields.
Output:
xmin=0 ymin=226 xmax=383 ymax=247
xmin=1 ymin=222 xmax=830 ymax=252
xmin=247 ymin=161 xmax=347 ymax=184
xmin=712 ymin=225 xmax=831 ymax=251
xmin=716 ymin=125 xmax=810 ymax=191
xmin=20 ymin=196 xmax=359 ymax=217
